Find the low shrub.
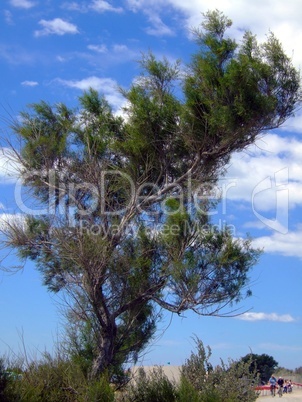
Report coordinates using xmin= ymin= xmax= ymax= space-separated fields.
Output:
xmin=1 ymin=352 xmax=114 ymax=402
xmin=125 ymin=366 xmax=176 ymax=402
xmin=180 ymin=337 xmax=259 ymax=402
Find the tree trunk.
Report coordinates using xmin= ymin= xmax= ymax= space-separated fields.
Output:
xmin=90 ymin=329 xmax=116 ymax=378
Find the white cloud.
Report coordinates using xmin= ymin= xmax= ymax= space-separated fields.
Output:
xmin=56 ymin=76 xmax=116 ymax=91
xmin=61 ymin=1 xmax=87 ymax=12
xmin=216 ymin=132 xmax=302 ymax=241
xmin=90 ymin=0 xmax=123 ymax=13
xmin=62 ymin=0 xmax=123 ymax=13
xmin=125 ymin=0 xmax=302 ymax=67
xmin=236 ymin=312 xmax=295 ymax=322
xmin=282 ymin=111 xmax=302 ymax=135
xmin=56 ymin=55 xmax=66 ymax=62
xmin=55 ymin=76 xmax=125 ymax=110
xmin=112 ymin=44 xmax=129 ymax=53
xmin=166 ymin=0 xmax=302 ymax=62
xmin=87 ymin=44 xmax=108 ymax=53
xmin=0 ymin=148 xmax=20 ymax=184
xmin=4 ymin=10 xmax=13 ymax=25
xmin=144 ymin=12 xmax=175 ymax=36
xmin=21 ymin=80 xmax=38 ymax=87
xmin=34 ymin=18 xmax=79 ymax=37
xmin=54 ymin=43 xmax=137 ymax=68
xmin=9 ymin=0 xmax=35 ymax=9
xmin=252 ymin=230 xmax=302 ymax=259
xmin=224 ymin=133 xmax=302 ymax=212
xmin=125 ymin=1 xmax=175 ymax=36
xmin=0 ymin=213 xmax=26 ymax=231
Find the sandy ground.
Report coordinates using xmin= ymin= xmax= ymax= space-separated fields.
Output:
xmin=130 ymin=365 xmax=181 ymax=383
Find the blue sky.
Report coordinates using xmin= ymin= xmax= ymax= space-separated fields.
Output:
xmin=0 ymin=0 xmax=302 ymax=370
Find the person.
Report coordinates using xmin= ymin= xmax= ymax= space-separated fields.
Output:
xmin=269 ymin=375 xmax=277 ymax=396
xmin=277 ymin=377 xmax=284 ymax=395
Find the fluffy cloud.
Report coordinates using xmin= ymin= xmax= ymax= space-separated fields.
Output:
xmin=9 ymin=0 xmax=35 ymax=9
xmin=87 ymin=44 xmax=108 ymax=53
xmin=282 ymin=112 xmax=302 ymax=134
xmin=34 ymin=18 xmax=79 ymax=37
xmin=55 ymin=76 xmax=124 ymax=110
xmin=21 ymin=80 xmax=38 ymax=86
xmin=218 ymin=132 xmax=302 ymax=251
xmin=90 ymin=0 xmax=123 ymax=13
xmin=62 ymin=0 xmax=123 ymax=13
xmin=61 ymin=1 xmax=87 ymax=12
xmin=0 ymin=148 xmax=20 ymax=184
xmin=0 ymin=213 xmax=26 ymax=232
xmin=125 ymin=0 xmax=302 ymax=67
xmin=175 ymin=0 xmax=302 ymax=65
xmin=236 ymin=312 xmax=295 ymax=322
xmin=144 ymin=12 xmax=175 ymax=36
xmin=125 ymin=1 xmax=175 ymax=37
xmin=252 ymin=230 xmax=302 ymax=259
xmin=4 ymin=10 xmax=13 ymax=25
xmin=56 ymin=76 xmax=116 ymax=91
xmin=224 ymin=133 xmax=302 ymax=212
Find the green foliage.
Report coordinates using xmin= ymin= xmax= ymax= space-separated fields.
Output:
xmin=2 ymin=352 xmax=115 ymax=402
xmin=180 ymin=337 xmax=259 ymax=402
xmin=2 ymin=9 xmax=301 ymax=378
xmin=239 ymin=353 xmax=278 ymax=383
xmin=77 ymin=88 xmax=124 ymax=160
xmin=181 ymin=338 xmax=213 ymax=391
xmin=85 ymin=377 xmax=115 ymax=402
xmin=126 ymin=367 xmax=176 ymax=402
xmin=185 ymin=10 xmax=300 ymax=170
xmin=15 ymin=101 xmax=72 ymax=169
xmin=120 ymin=54 xmax=183 ymax=184
xmin=176 ymin=376 xmax=201 ymax=402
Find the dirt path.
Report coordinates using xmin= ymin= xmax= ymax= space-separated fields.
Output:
xmin=257 ymin=387 xmax=302 ymax=401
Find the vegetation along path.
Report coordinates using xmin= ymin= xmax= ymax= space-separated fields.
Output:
xmin=257 ymin=387 xmax=302 ymax=401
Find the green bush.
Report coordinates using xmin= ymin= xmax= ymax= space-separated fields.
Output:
xmin=2 ymin=352 xmax=114 ymax=402
xmin=180 ymin=337 xmax=259 ymax=402
xmin=125 ymin=367 xmax=176 ymax=402
xmin=176 ymin=376 xmax=200 ymax=402
xmin=84 ymin=377 xmax=115 ymax=402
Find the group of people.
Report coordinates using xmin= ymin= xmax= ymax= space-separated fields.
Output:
xmin=269 ymin=375 xmax=293 ymax=395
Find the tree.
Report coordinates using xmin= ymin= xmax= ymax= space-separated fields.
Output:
xmin=1 ymin=10 xmax=300 ymax=378
xmin=239 ymin=353 xmax=278 ymax=383
xmin=295 ymin=366 xmax=302 ymax=375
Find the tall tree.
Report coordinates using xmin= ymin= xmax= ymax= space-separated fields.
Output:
xmin=1 ymin=10 xmax=300 ymax=378
xmin=239 ymin=353 xmax=278 ymax=383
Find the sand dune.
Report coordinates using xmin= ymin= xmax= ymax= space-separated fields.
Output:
xmin=130 ymin=365 xmax=181 ymax=383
